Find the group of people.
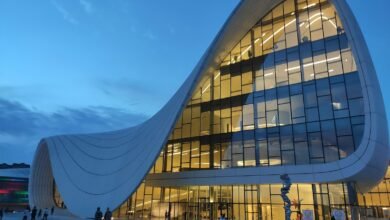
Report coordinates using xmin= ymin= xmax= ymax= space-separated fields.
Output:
xmin=94 ymin=207 xmax=112 ymax=220
xmin=22 ymin=206 xmax=53 ymax=220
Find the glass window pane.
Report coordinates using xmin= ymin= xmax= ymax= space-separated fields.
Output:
xmin=295 ymin=142 xmax=309 ymax=164
xmin=318 ymin=96 xmax=333 ymax=120
xmin=338 ymin=136 xmax=354 ymax=158
xmin=309 ymin=132 xmax=323 ymax=158
xmin=321 ymin=120 xmax=337 ymax=146
xmin=291 ymin=95 xmax=305 ymax=118
xmin=231 ymin=75 xmax=241 ymax=92
xmin=279 ymin=103 xmax=292 ymax=126
xmin=331 ymin=83 xmax=348 ymax=110
xmin=221 ymin=79 xmax=231 ymax=98
xmin=243 ymin=104 xmax=254 ymax=129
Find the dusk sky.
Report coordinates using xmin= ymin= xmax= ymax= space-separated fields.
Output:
xmin=0 ymin=0 xmax=388 ymax=163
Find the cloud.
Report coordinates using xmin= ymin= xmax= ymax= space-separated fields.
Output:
xmin=97 ymin=77 xmax=155 ymax=102
xmin=0 ymin=98 xmax=148 ymax=163
xmin=51 ymin=0 xmax=79 ymax=24
xmin=79 ymin=0 xmax=93 ymax=14
xmin=0 ymin=85 xmax=16 ymax=95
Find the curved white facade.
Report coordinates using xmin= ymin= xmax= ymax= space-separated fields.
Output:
xmin=29 ymin=0 xmax=388 ymax=218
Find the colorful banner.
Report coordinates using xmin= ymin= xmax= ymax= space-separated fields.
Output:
xmin=0 ymin=177 xmax=28 ymax=206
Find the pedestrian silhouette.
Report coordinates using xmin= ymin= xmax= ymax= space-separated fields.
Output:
xmin=38 ymin=209 xmax=42 ymax=218
xmin=104 ymin=208 xmax=112 ymax=220
xmin=31 ymin=206 xmax=37 ymax=220
xmin=51 ymin=206 xmax=54 ymax=215
xmin=43 ymin=208 xmax=49 ymax=220
xmin=95 ymin=207 xmax=103 ymax=220
xmin=22 ymin=212 xmax=27 ymax=220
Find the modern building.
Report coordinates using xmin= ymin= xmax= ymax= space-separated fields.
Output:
xmin=29 ymin=0 xmax=389 ymax=219
xmin=0 ymin=164 xmax=30 ymax=210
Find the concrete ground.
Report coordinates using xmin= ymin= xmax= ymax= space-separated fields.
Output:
xmin=3 ymin=214 xmax=77 ymax=220
xmin=3 ymin=211 xmax=390 ymax=220
xmin=3 ymin=209 xmax=81 ymax=220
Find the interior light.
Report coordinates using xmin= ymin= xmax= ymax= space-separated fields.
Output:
xmin=201 ymin=84 xmax=211 ymax=94
xmin=191 ymin=152 xmax=210 ymax=157
xmin=306 ymin=17 xmax=322 ymax=28
xmin=201 ymin=72 xmax=220 ymax=95
xmin=326 ymin=18 xmax=337 ymax=28
xmin=262 ymin=19 xmax=297 ymax=46
xmin=285 ymin=56 xmax=341 ymax=72
xmin=309 ymin=12 xmax=322 ymax=20
xmin=239 ymin=45 xmax=252 ymax=59
xmin=214 ymin=72 xmax=220 ymax=80
xmin=305 ymin=13 xmax=337 ymax=29
xmin=303 ymin=3 xmax=316 ymax=9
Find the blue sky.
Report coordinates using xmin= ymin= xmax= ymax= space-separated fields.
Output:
xmin=0 ymin=0 xmax=388 ymax=163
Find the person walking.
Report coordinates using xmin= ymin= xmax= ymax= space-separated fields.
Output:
xmin=94 ymin=207 xmax=103 ymax=220
xmin=103 ymin=208 xmax=112 ymax=220
xmin=50 ymin=206 xmax=54 ymax=215
xmin=31 ymin=206 xmax=37 ymax=220
xmin=43 ymin=208 xmax=49 ymax=220
xmin=22 ymin=211 xmax=28 ymax=220
xmin=0 ymin=208 xmax=3 ymax=220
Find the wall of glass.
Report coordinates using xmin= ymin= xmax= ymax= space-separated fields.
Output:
xmin=112 ymin=166 xmax=390 ymax=219
xmin=151 ymin=0 xmax=364 ymax=174
xmin=112 ymin=181 xmax=376 ymax=220
xmin=357 ymin=168 xmax=390 ymax=219
xmin=52 ymin=168 xmax=390 ymax=219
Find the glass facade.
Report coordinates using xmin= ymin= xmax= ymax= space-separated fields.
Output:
xmin=114 ymin=182 xmax=359 ymax=220
xmin=53 ymin=168 xmax=390 ymax=219
xmin=112 ymin=169 xmax=390 ymax=220
xmin=151 ymin=0 xmax=363 ymax=173
xmin=357 ymin=168 xmax=390 ymax=219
